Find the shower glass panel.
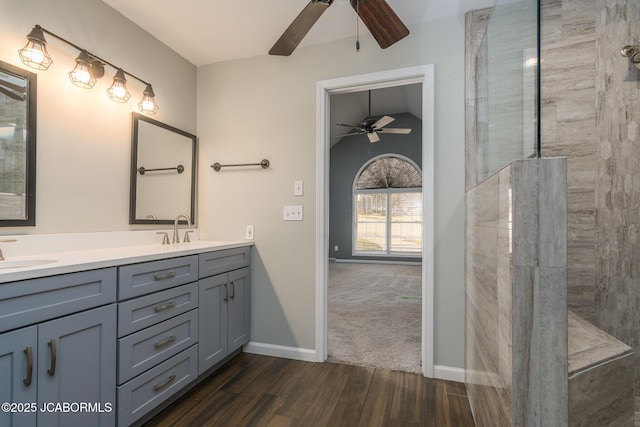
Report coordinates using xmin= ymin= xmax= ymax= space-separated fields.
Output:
xmin=476 ymin=0 xmax=539 ymax=181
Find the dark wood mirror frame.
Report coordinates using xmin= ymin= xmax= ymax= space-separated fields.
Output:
xmin=0 ymin=61 xmax=36 ymax=227
xmin=129 ymin=113 xmax=196 ymax=225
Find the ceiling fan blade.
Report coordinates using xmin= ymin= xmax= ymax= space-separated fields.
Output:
xmin=350 ymin=0 xmax=409 ymax=49
xmin=372 ymin=115 xmax=395 ymax=129
xmin=367 ymin=132 xmax=381 ymax=143
xmin=378 ymin=127 xmax=411 ymax=134
xmin=335 ymin=132 xmax=363 ymax=138
xmin=336 ymin=122 xmax=361 ymax=128
xmin=269 ymin=1 xmax=332 ymax=56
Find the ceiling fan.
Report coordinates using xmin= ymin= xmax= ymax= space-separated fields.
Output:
xmin=269 ymin=0 xmax=409 ymax=56
xmin=336 ymin=91 xmax=412 ymax=143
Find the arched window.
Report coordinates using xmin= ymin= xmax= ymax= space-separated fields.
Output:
xmin=353 ymin=155 xmax=422 ymax=256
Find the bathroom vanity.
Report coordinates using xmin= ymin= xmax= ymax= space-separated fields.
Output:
xmin=0 ymin=233 xmax=252 ymax=427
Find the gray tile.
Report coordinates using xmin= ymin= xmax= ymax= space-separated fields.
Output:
xmin=539 ymin=158 xmax=568 ymax=267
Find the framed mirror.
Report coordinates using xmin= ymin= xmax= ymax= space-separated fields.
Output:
xmin=130 ymin=113 xmax=196 ymax=224
xmin=0 ymin=61 xmax=37 ymax=226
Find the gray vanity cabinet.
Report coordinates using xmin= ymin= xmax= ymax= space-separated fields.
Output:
xmin=198 ymin=273 xmax=228 ymax=372
xmin=0 ymin=326 xmax=37 ymax=427
xmin=0 ymin=243 xmax=252 ymax=427
xmin=116 ymin=256 xmax=201 ymax=427
xmin=0 ymin=305 xmax=116 ymax=427
xmin=0 ymin=268 xmax=117 ymax=427
xmin=37 ymin=304 xmax=116 ymax=427
xmin=227 ymin=267 xmax=250 ymax=353
xmin=198 ymin=247 xmax=250 ymax=375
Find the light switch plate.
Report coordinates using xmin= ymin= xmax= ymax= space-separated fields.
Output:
xmin=294 ymin=180 xmax=304 ymax=196
xmin=246 ymin=225 xmax=254 ymax=239
xmin=283 ymin=206 xmax=303 ymax=221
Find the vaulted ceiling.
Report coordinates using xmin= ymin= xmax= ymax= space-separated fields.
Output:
xmin=330 ymin=84 xmax=422 ymax=145
xmin=102 ymin=0 xmax=495 ymax=66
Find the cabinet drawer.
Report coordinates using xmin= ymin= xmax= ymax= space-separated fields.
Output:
xmin=199 ymin=247 xmax=250 ymax=278
xmin=118 ymin=282 xmax=198 ymax=337
xmin=117 ymin=345 xmax=198 ymax=427
xmin=118 ymin=309 xmax=198 ymax=384
xmin=119 ymin=255 xmax=198 ymax=300
xmin=0 ymin=268 xmax=117 ymax=333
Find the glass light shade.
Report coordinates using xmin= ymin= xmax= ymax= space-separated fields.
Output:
xmin=69 ymin=51 xmax=96 ymax=88
xmin=107 ymin=69 xmax=131 ymax=103
xmin=138 ymin=84 xmax=159 ymax=114
xmin=18 ymin=26 xmax=53 ymax=70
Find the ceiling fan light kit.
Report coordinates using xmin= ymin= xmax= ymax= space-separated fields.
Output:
xmin=269 ymin=0 xmax=409 ymax=56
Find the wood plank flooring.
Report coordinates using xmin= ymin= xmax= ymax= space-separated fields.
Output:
xmin=144 ymin=353 xmax=475 ymax=427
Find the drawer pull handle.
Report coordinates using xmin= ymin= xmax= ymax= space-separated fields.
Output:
xmin=224 ymin=283 xmax=228 ymax=302
xmin=154 ymin=374 xmax=176 ymax=392
xmin=23 ymin=346 xmax=33 ymax=386
xmin=154 ymin=335 xmax=177 ymax=349
xmin=230 ymin=280 xmax=235 ymax=299
xmin=47 ymin=339 xmax=57 ymax=377
xmin=154 ymin=301 xmax=177 ymax=312
xmin=154 ymin=271 xmax=177 ymax=281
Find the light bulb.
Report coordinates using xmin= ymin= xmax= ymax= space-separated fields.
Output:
xmin=68 ymin=51 xmax=97 ymax=88
xmin=18 ymin=26 xmax=53 ymax=70
xmin=107 ymin=69 xmax=131 ymax=103
xmin=138 ymin=84 xmax=159 ymax=114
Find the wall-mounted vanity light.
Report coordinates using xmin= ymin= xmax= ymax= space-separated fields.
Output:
xmin=18 ymin=25 xmax=159 ymax=114
xmin=107 ymin=69 xmax=131 ymax=103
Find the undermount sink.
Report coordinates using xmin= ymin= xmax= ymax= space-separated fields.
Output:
xmin=0 ymin=259 xmax=57 ymax=269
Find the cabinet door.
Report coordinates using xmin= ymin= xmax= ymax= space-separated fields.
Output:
xmin=228 ymin=267 xmax=251 ymax=353
xmin=37 ymin=304 xmax=116 ymax=427
xmin=198 ymin=274 xmax=228 ymax=374
xmin=0 ymin=326 xmax=37 ymax=427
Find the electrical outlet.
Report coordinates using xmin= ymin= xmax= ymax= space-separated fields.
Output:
xmin=334 ymin=245 xmax=339 ymax=252
xmin=283 ymin=206 xmax=303 ymax=221
xmin=246 ymin=225 xmax=254 ymax=240
xmin=294 ymin=180 xmax=304 ymax=196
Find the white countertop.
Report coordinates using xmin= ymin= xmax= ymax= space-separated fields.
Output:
xmin=0 ymin=230 xmax=253 ymax=283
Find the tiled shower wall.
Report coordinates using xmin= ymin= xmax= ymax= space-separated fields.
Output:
xmin=468 ymin=0 xmax=600 ymax=321
xmin=465 ymin=159 xmax=568 ymax=426
xmin=541 ymin=0 xmax=640 ymax=388
xmin=593 ymin=0 xmax=640 ymax=389
xmin=539 ymin=0 xmax=598 ymax=323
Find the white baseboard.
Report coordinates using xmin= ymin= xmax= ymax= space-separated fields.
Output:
xmin=433 ymin=365 xmax=466 ymax=383
xmin=244 ymin=343 xmax=464 ymax=383
xmin=244 ymin=341 xmax=317 ymax=362
xmin=333 ymin=259 xmax=422 ymax=266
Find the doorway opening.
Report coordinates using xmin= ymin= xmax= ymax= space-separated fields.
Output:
xmin=315 ymin=65 xmax=435 ymax=377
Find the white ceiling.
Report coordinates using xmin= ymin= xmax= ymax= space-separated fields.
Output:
xmin=102 ymin=0 xmax=495 ymax=66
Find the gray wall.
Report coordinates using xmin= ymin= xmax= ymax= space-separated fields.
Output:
xmin=197 ymin=16 xmax=467 ymax=369
xmin=329 ymin=112 xmax=422 ymax=262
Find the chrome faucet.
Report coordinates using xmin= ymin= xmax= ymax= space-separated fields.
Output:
xmin=0 ymin=239 xmax=17 ymax=261
xmin=173 ymin=214 xmax=192 ymax=243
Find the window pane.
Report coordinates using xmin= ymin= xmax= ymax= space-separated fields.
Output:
xmin=391 ymin=223 xmax=422 ymax=252
xmin=356 ymin=193 xmax=387 ymax=252
xmin=390 ymin=192 xmax=422 ymax=253
xmin=356 ymin=157 xmax=422 ymax=190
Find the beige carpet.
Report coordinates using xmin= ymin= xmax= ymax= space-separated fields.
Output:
xmin=327 ymin=262 xmax=422 ymax=373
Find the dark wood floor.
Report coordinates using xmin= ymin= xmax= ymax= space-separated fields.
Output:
xmin=144 ymin=352 xmax=475 ymax=427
